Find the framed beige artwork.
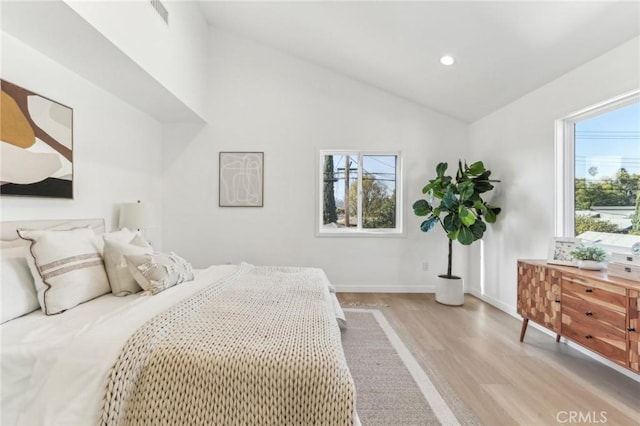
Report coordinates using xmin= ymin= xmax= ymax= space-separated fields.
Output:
xmin=219 ymin=152 xmax=264 ymax=207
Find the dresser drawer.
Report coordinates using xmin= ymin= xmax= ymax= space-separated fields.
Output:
xmin=561 ymin=274 xmax=626 ymax=313
xmin=561 ymin=291 xmax=626 ymax=330
xmin=561 ymin=312 xmax=627 ymax=366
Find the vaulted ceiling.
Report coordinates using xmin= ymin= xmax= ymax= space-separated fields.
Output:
xmin=199 ymin=1 xmax=640 ymax=122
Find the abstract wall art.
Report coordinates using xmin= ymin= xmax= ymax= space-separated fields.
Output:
xmin=219 ymin=152 xmax=264 ymax=207
xmin=1 ymin=80 xmax=73 ymax=198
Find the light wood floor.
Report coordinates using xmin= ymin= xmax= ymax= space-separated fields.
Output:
xmin=337 ymin=293 xmax=640 ymax=426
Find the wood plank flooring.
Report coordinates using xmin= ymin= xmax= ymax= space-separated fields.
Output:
xmin=337 ymin=293 xmax=640 ymax=426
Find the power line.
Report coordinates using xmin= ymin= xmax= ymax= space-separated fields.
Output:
xmin=365 ymin=156 xmax=396 ymax=169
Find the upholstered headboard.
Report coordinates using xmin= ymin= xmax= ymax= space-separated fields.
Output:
xmin=0 ymin=218 xmax=105 ymax=240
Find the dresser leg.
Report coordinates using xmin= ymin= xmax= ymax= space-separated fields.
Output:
xmin=556 ymin=334 xmax=561 ymax=342
xmin=519 ymin=318 xmax=529 ymax=342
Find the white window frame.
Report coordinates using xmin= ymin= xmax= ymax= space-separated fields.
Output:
xmin=555 ymin=89 xmax=640 ymax=249
xmin=317 ymin=150 xmax=403 ymax=237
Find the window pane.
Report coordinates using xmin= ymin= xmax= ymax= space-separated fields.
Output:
xmin=574 ymin=102 xmax=640 ymax=243
xmin=361 ymin=155 xmax=397 ymax=229
xmin=322 ymin=154 xmax=357 ymax=229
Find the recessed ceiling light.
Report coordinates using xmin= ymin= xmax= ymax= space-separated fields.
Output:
xmin=440 ymin=55 xmax=455 ymax=66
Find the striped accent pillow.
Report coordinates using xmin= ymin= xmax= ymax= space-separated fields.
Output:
xmin=18 ymin=227 xmax=110 ymax=315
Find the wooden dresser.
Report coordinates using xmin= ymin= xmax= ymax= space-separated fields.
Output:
xmin=517 ymin=260 xmax=640 ymax=374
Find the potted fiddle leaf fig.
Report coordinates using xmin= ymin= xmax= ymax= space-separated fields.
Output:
xmin=413 ymin=160 xmax=501 ymax=306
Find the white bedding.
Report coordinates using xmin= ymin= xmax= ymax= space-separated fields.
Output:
xmin=1 ymin=264 xmax=347 ymax=426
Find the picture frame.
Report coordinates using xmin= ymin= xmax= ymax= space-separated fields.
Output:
xmin=219 ymin=152 xmax=264 ymax=207
xmin=547 ymin=237 xmax=581 ymax=266
xmin=1 ymin=79 xmax=73 ymax=199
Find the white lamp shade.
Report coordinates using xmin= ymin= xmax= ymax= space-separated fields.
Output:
xmin=119 ymin=202 xmax=152 ymax=230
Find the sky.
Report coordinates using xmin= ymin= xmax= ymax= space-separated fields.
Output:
xmin=575 ymin=101 xmax=640 ymax=180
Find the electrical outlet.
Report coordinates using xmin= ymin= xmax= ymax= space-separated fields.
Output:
xmin=422 ymin=262 xmax=429 ymax=272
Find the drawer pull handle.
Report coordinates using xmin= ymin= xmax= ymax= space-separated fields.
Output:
xmin=584 ymin=311 xmax=593 ymax=316
xmin=628 ymin=327 xmax=637 ymax=332
xmin=585 ymin=334 xmax=593 ymax=339
xmin=555 ymin=300 xmax=561 ymax=303
xmin=585 ymin=288 xmax=593 ymax=293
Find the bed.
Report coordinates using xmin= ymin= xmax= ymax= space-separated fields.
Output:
xmin=1 ymin=219 xmax=356 ymax=425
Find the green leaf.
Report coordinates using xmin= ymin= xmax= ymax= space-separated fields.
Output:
xmin=468 ymin=161 xmax=485 ymax=175
xmin=441 ymin=189 xmax=459 ymax=211
xmin=422 ymin=181 xmax=436 ymax=194
xmin=412 ymin=199 xmax=432 ymax=216
xmin=456 ymin=160 xmax=465 ymax=180
xmin=436 ymin=162 xmax=448 ymax=177
xmin=473 ymin=181 xmax=494 ymax=193
xmin=474 ymin=170 xmax=492 ymax=181
xmin=443 ymin=213 xmax=460 ymax=233
xmin=432 ymin=208 xmax=441 ymax=217
xmin=420 ymin=216 xmax=439 ymax=232
xmin=458 ymin=181 xmax=474 ymax=200
xmin=470 ymin=220 xmax=486 ymax=240
xmin=484 ymin=205 xmax=501 ymax=223
xmin=487 ymin=205 xmax=501 ymax=214
xmin=447 ymin=229 xmax=459 ymax=240
xmin=473 ymin=200 xmax=485 ymax=211
xmin=457 ymin=226 xmax=475 ymax=245
xmin=459 ymin=207 xmax=477 ymax=226
xmin=467 ymin=192 xmax=480 ymax=203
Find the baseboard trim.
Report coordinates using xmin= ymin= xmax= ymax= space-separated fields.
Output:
xmin=466 ymin=288 xmax=519 ymax=317
xmin=334 ymin=284 xmax=434 ymax=293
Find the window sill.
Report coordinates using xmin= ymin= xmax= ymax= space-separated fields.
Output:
xmin=316 ymin=229 xmax=405 ymax=238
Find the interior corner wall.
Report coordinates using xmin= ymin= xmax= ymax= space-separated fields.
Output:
xmin=161 ymin=28 xmax=469 ymax=291
xmin=63 ymin=0 xmax=209 ymax=119
xmin=0 ymin=32 xmax=164 ymax=246
xmin=467 ymin=36 xmax=640 ymax=314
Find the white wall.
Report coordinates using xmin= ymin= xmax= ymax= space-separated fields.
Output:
xmin=467 ymin=36 xmax=640 ymax=314
xmin=0 ymin=32 xmax=164 ymax=245
xmin=64 ymin=0 xmax=209 ymax=118
xmin=162 ymin=29 xmax=469 ymax=291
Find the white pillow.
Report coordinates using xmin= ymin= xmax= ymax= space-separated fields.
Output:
xmin=99 ymin=227 xmax=136 ymax=254
xmin=124 ymin=252 xmax=194 ymax=295
xmin=17 ymin=227 xmax=111 ymax=315
xmin=103 ymin=234 xmax=152 ymax=296
xmin=1 ymin=239 xmax=39 ymax=323
xmin=103 ymin=228 xmax=135 ymax=244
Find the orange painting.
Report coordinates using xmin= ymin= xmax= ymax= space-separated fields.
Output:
xmin=0 ymin=80 xmax=73 ymax=198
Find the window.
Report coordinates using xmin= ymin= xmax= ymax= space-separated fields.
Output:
xmin=557 ymin=91 xmax=640 ymax=250
xmin=318 ymin=151 xmax=402 ymax=235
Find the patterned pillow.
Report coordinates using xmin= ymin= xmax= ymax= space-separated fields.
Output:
xmin=17 ymin=227 xmax=110 ymax=315
xmin=124 ymin=252 xmax=194 ymax=295
xmin=103 ymin=234 xmax=152 ymax=296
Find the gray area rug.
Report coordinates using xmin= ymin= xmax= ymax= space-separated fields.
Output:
xmin=342 ymin=309 xmax=479 ymax=426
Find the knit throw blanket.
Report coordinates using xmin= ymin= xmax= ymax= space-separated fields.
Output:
xmin=100 ymin=264 xmax=354 ymax=426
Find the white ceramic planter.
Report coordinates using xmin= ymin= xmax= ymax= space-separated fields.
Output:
xmin=577 ymin=260 xmax=606 ymax=270
xmin=435 ymin=275 xmax=464 ymax=306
